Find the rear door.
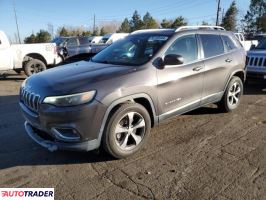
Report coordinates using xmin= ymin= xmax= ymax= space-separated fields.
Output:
xmin=66 ymin=37 xmax=79 ymax=57
xmin=199 ymin=34 xmax=236 ymax=104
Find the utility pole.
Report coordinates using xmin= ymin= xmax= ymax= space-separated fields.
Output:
xmin=216 ymin=0 xmax=221 ymax=26
xmin=12 ymin=0 xmax=21 ymax=44
xmin=93 ymin=14 xmax=96 ymax=33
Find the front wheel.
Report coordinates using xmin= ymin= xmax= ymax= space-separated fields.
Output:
xmin=24 ymin=59 xmax=46 ymax=77
xmin=218 ymin=76 xmax=243 ymax=112
xmin=102 ymin=103 xmax=151 ymax=159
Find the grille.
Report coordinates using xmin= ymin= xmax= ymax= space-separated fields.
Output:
xmin=20 ymin=87 xmax=40 ymax=112
xmin=247 ymin=55 xmax=266 ymax=68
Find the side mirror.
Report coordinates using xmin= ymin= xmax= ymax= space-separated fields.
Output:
xmin=164 ymin=54 xmax=184 ymax=66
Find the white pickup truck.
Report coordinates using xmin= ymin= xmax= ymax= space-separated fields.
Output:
xmin=0 ymin=30 xmax=62 ymax=76
xmin=234 ymin=33 xmax=258 ymax=51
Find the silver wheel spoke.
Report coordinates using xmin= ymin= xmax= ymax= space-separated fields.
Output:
xmin=121 ymin=134 xmax=129 ymax=148
xmin=235 ymin=87 xmax=241 ymax=95
xmin=133 ymin=119 xmax=145 ymax=130
xmin=131 ymin=132 xmax=142 ymax=145
xmin=127 ymin=112 xmax=134 ymax=126
xmin=233 ymin=96 xmax=238 ymax=104
xmin=115 ymin=125 xmax=128 ymax=134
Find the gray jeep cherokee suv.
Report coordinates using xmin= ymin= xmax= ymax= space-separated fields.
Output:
xmin=20 ymin=26 xmax=246 ymax=158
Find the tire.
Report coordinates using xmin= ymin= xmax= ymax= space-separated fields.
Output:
xmin=24 ymin=59 xmax=46 ymax=77
xmin=14 ymin=69 xmax=22 ymax=74
xmin=102 ymin=103 xmax=151 ymax=159
xmin=218 ymin=76 xmax=243 ymax=112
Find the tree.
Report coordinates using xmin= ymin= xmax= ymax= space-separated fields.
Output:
xmin=142 ymin=12 xmax=159 ymax=29
xmin=24 ymin=33 xmax=36 ymax=44
xmin=92 ymin=27 xmax=99 ymax=36
xmin=118 ymin=18 xmax=131 ymax=32
xmin=201 ymin=21 xmax=210 ymax=25
xmin=161 ymin=19 xmax=173 ymax=28
xmin=221 ymin=1 xmax=238 ymax=31
xmin=82 ymin=31 xmax=91 ymax=36
xmin=242 ymin=0 xmax=266 ymax=34
xmin=257 ymin=14 xmax=266 ymax=32
xmin=35 ymin=30 xmax=51 ymax=43
xmin=130 ymin=10 xmax=144 ymax=31
xmin=171 ymin=16 xmax=187 ymax=28
xmin=100 ymin=27 xmax=107 ymax=36
xmin=59 ymin=27 xmax=69 ymax=37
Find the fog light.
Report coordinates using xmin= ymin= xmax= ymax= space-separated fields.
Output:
xmin=51 ymin=127 xmax=80 ymax=142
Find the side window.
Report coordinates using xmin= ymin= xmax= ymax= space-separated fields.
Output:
xmin=78 ymin=37 xmax=90 ymax=45
xmin=200 ymin=34 xmax=224 ymax=58
xmin=165 ymin=35 xmax=198 ymax=64
xmin=221 ymin=35 xmax=237 ymax=51
xmin=67 ymin=38 xmax=78 ymax=47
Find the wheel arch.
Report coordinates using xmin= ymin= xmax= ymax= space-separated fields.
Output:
xmin=97 ymin=93 xmax=158 ymax=145
xmin=23 ymin=53 xmax=47 ymax=67
xmin=224 ymin=69 xmax=246 ymax=91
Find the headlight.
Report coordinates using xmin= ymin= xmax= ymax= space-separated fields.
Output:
xmin=43 ymin=91 xmax=96 ymax=106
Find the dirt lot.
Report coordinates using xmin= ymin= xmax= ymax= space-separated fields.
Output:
xmin=0 ymin=72 xmax=266 ymax=200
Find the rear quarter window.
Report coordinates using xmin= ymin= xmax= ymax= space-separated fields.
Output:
xmin=200 ymin=34 xmax=224 ymax=58
xmin=221 ymin=35 xmax=237 ymax=51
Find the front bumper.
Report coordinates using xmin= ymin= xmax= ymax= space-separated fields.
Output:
xmin=20 ymin=100 xmax=107 ymax=152
xmin=247 ymin=70 xmax=266 ymax=80
xmin=24 ymin=121 xmax=99 ymax=151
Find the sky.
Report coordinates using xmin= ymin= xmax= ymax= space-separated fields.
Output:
xmin=0 ymin=0 xmax=250 ymax=42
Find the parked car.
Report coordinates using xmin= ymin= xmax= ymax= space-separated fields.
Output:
xmin=90 ymin=33 xmax=129 ymax=54
xmin=234 ymin=32 xmax=258 ymax=51
xmin=52 ymin=36 xmax=93 ymax=60
xmin=246 ymin=38 xmax=266 ymax=80
xmin=20 ymin=26 xmax=246 ymax=158
xmin=87 ymin=36 xmax=102 ymax=44
xmin=0 ymin=30 xmax=61 ymax=76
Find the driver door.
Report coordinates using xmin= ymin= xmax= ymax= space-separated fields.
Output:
xmin=157 ymin=34 xmax=204 ymax=119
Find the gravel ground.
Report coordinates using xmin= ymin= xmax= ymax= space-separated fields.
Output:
xmin=0 ymin=72 xmax=265 ymax=200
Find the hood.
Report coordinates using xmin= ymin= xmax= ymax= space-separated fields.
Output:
xmin=248 ymin=49 xmax=266 ymax=56
xmin=25 ymin=61 xmax=136 ymax=96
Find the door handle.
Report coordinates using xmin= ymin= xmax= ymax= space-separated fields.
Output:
xmin=193 ymin=66 xmax=203 ymax=71
xmin=225 ymin=59 xmax=232 ymax=63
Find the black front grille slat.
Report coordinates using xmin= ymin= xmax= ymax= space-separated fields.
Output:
xmin=20 ymin=88 xmax=40 ymax=112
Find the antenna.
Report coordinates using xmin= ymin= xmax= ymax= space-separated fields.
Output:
xmin=12 ymin=0 xmax=21 ymax=44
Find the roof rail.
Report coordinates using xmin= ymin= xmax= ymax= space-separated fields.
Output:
xmin=175 ymin=26 xmax=225 ymax=32
xmin=131 ymin=29 xmax=173 ymax=34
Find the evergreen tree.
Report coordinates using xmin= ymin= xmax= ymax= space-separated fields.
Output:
xmin=118 ymin=18 xmax=131 ymax=32
xmin=142 ymin=12 xmax=159 ymax=29
xmin=130 ymin=10 xmax=144 ymax=31
xmin=59 ymin=27 xmax=69 ymax=37
xmin=161 ymin=19 xmax=173 ymax=28
xmin=100 ymin=27 xmax=107 ymax=36
xmin=242 ymin=0 xmax=266 ymax=34
xmin=92 ymin=27 xmax=99 ymax=36
xmin=171 ymin=16 xmax=187 ymax=28
xmin=24 ymin=33 xmax=36 ymax=44
xmin=35 ymin=30 xmax=51 ymax=43
xmin=221 ymin=1 xmax=238 ymax=31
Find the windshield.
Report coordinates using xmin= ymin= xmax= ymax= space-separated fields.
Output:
xmin=52 ymin=37 xmax=67 ymax=46
xmin=99 ymin=37 xmax=109 ymax=44
xmin=91 ymin=35 xmax=169 ymax=66
xmin=255 ymin=38 xmax=266 ymax=50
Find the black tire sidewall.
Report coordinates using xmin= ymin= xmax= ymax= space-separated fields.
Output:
xmin=24 ymin=59 xmax=46 ymax=76
xmin=224 ymin=76 xmax=243 ymax=111
xmin=103 ymin=103 xmax=151 ymax=159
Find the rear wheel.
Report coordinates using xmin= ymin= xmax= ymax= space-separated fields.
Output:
xmin=24 ymin=59 xmax=46 ymax=76
xmin=102 ymin=103 xmax=151 ymax=159
xmin=218 ymin=76 xmax=243 ymax=112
